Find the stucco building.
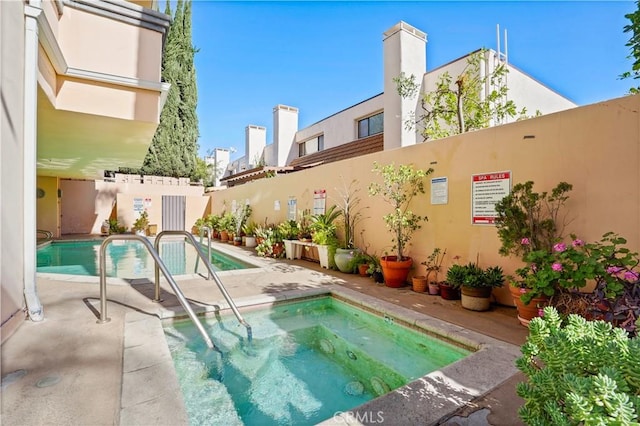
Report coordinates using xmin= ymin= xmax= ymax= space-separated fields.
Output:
xmin=221 ymin=21 xmax=576 ymax=187
xmin=1 ymin=0 xmax=170 ymax=341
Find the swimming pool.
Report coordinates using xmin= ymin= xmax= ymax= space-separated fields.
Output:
xmin=37 ymin=239 xmax=255 ymax=278
xmin=163 ymin=296 xmax=471 ymax=425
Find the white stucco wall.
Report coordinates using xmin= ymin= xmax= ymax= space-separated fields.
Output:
xmin=421 ymin=50 xmax=577 ymax=132
xmin=246 ymin=125 xmax=266 ymax=168
xmin=1 ymin=0 xmax=27 ymax=342
xmin=383 ymin=22 xmax=427 ymax=149
xmin=294 ymin=95 xmax=384 ymax=149
xmin=505 ymin=64 xmax=576 ymax=116
xmin=273 ymin=105 xmax=298 ymax=167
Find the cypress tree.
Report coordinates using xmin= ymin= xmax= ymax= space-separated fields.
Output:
xmin=137 ymin=0 xmax=199 ymax=178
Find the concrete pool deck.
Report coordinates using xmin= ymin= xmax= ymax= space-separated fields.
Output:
xmin=1 ymin=241 xmax=529 ymax=425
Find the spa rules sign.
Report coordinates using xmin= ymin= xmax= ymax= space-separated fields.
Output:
xmin=471 ymin=171 xmax=511 ymax=225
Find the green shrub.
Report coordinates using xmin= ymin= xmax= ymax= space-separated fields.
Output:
xmin=516 ymin=307 xmax=640 ymax=425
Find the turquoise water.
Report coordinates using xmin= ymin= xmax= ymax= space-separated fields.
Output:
xmin=36 ymin=240 xmax=254 ymax=278
xmin=164 ymin=297 xmax=471 ymax=425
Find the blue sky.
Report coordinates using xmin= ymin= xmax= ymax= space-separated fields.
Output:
xmin=190 ymin=1 xmax=636 ymax=159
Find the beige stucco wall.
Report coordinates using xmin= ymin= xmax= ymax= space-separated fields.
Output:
xmin=1 ymin=0 xmax=27 ymax=342
xmin=36 ymin=179 xmax=209 ymax=235
xmin=58 ymin=6 xmax=162 ymax=82
xmin=209 ymin=94 xmax=640 ymax=306
xmin=36 ymin=176 xmax=60 ymax=237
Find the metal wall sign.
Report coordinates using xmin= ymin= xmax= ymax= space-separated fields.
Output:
xmin=471 ymin=171 xmax=511 ymax=225
xmin=288 ymin=197 xmax=297 ymax=221
xmin=313 ymin=189 xmax=326 ymax=215
xmin=431 ymin=177 xmax=448 ymax=205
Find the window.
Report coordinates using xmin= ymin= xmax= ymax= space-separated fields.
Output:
xmin=357 ymin=112 xmax=384 ymax=138
xmin=298 ymin=135 xmax=324 ymax=157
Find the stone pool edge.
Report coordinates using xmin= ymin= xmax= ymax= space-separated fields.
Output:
xmin=120 ymin=285 xmax=521 ymax=426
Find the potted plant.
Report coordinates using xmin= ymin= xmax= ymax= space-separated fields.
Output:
xmin=206 ymin=213 xmax=222 ymax=239
xmin=419 ymin=248 xmax=446 ymax=295
xmin=132 ymin=210 xmax=149 ymax=236
xmin=334 ymin=178 xmax=367 ymax=273
xmin=459 ymin=263 xmax=504 ymax=312
xmin=494 ymin=180 xmax=573 ymax=323
xmin=232 ymin=204 xmax=251 ymax=245
xmin=310 ymin=205 xmax=340 ymax=269
xmin=368 ymin=162 xmax=433 ymax=287
xmin=192 ymin=217 xmax=205 ymax=235
xmin=367 ymin=254 xmax=384 ymax=283
xmin=297 ymin=209 xmax=313 ymax=241
xmin=242 ymin=221 xmax=258 ymax=248
xmin=279 ymin=220 xmax=301 ymax=258
xmin=255 ymin=225 xmax=285 ymax=258
xmin=443 ymin=263 xmax=464 ymax=300
xmin=347 ymin=251 xmax=373 ymax=276
xmin=218 ymin=212 xmax=234 ymax=242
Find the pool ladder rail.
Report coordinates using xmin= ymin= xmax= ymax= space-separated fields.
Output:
xmin=97 ymin=231 xmax=253 ymax=349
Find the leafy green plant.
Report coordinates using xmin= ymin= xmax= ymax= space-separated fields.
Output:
xmin=242 ymin=220 xmax=257 ymax=237
xmin=310 ymin=205 xmax=340 ymax=246
xmin=132 ymin=211 xmax=149 ymax=233
xmin=255 ymin=225 xmax=284 ymax=258
xmin=278 ymin=220 xmax=300 ymax=240
xmin=516 ymin=307 xmax=640 ymax=425
xmin=205 ymin=213 xmax=222 ymax=233
xmin=233 ymin=204 xmax=252 ymax=236
xmin=421 ymin=248 xmax=446 ymax=283
xmin=394 ymin=49 xmax=529 ymax=142
xmin=446 ymin=264 xmax=467 ymax=288
xmin=368 ymin=162 xmax=433 ymax=260
xmin=108 ymin=218 xmax=126 ymax=234
xmin=514 ymin=233 xmax=639 ymax=309
xmin=334 ymin=177 xmax=367 ymax=249
xmin=494 ymin=180 xmax=573 ymax=257
xmin=366 ymin=254 xmax=383 ymax=276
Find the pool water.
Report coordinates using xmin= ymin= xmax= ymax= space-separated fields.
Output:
xmin=164 ymin=297 xmax=471 ymax=425
xmin=36 ymin=240 xmax=254 ymax=278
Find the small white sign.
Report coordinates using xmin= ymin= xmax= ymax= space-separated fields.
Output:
xmin=288 ymin=198 xmax=297 ymax=221
xmin=431 ymin=177 xmax=448 ymax=205
xmin=274 ymin=200 xmax=281 ymax=211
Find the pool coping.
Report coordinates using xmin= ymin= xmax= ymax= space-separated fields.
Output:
xmin=120 ymin=285 xmax=521 ymax=425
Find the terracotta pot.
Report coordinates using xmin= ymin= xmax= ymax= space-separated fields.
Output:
xmin=272 ymin=242 xmax=284 ymax=258
xmin=220 ymin=230 xmax=229 ymax=242
xmin=412 ymin=276 xmax=428 ymax=292
xmin=358 ymin=264 xmax=369 ymax=277
xmin=380 ymin=256 xmax=413 ymax=288
xmin=509 ymin=286 xmax=549 ymax=327
xmin=428 ymin=282 xmax=440 ymax=295
xmin=461 ymin=286 xmax=493 ymax=311
xmin=439 ymin=282 xmax=460 ymax=300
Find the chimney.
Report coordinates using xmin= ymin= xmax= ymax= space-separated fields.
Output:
xmin=273 ymin=105 xmax=299 ymax=167
xmin=245 ymin=125 xmax=266 ymax=168
xmin=383 ymin=21 xmax=427 ymax=149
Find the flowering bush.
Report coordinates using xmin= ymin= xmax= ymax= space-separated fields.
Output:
xmin=514 ymin=232 xmax=640 ymax=335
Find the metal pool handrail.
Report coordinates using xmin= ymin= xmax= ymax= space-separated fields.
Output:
xmin=98 ymin=234 xmax=214 ymax=349
xmin=193 ymin=226 xmax=212 ymax=279
xmin=154 ymin=230 xmax=253 ymax=343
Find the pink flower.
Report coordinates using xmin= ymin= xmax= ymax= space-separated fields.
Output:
xmin=530 ymin=264 xmax=538 ymax=272
xmin=552 ymin=263 xmax=563 ymax=272
xmin=520 ymin=238 xmax=530 ymax=245
xmin=553 ymin=243 xmax=566 ymax=252
xmin=538 ymin=308 xmax=545 ymax=317
xmin=572 ymin=239 xmax=584 ymax=247
xmin=624 ymin=271 xmax=639 ymax=282
xmin=607 ymin=266 xmax=623 ymax=275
